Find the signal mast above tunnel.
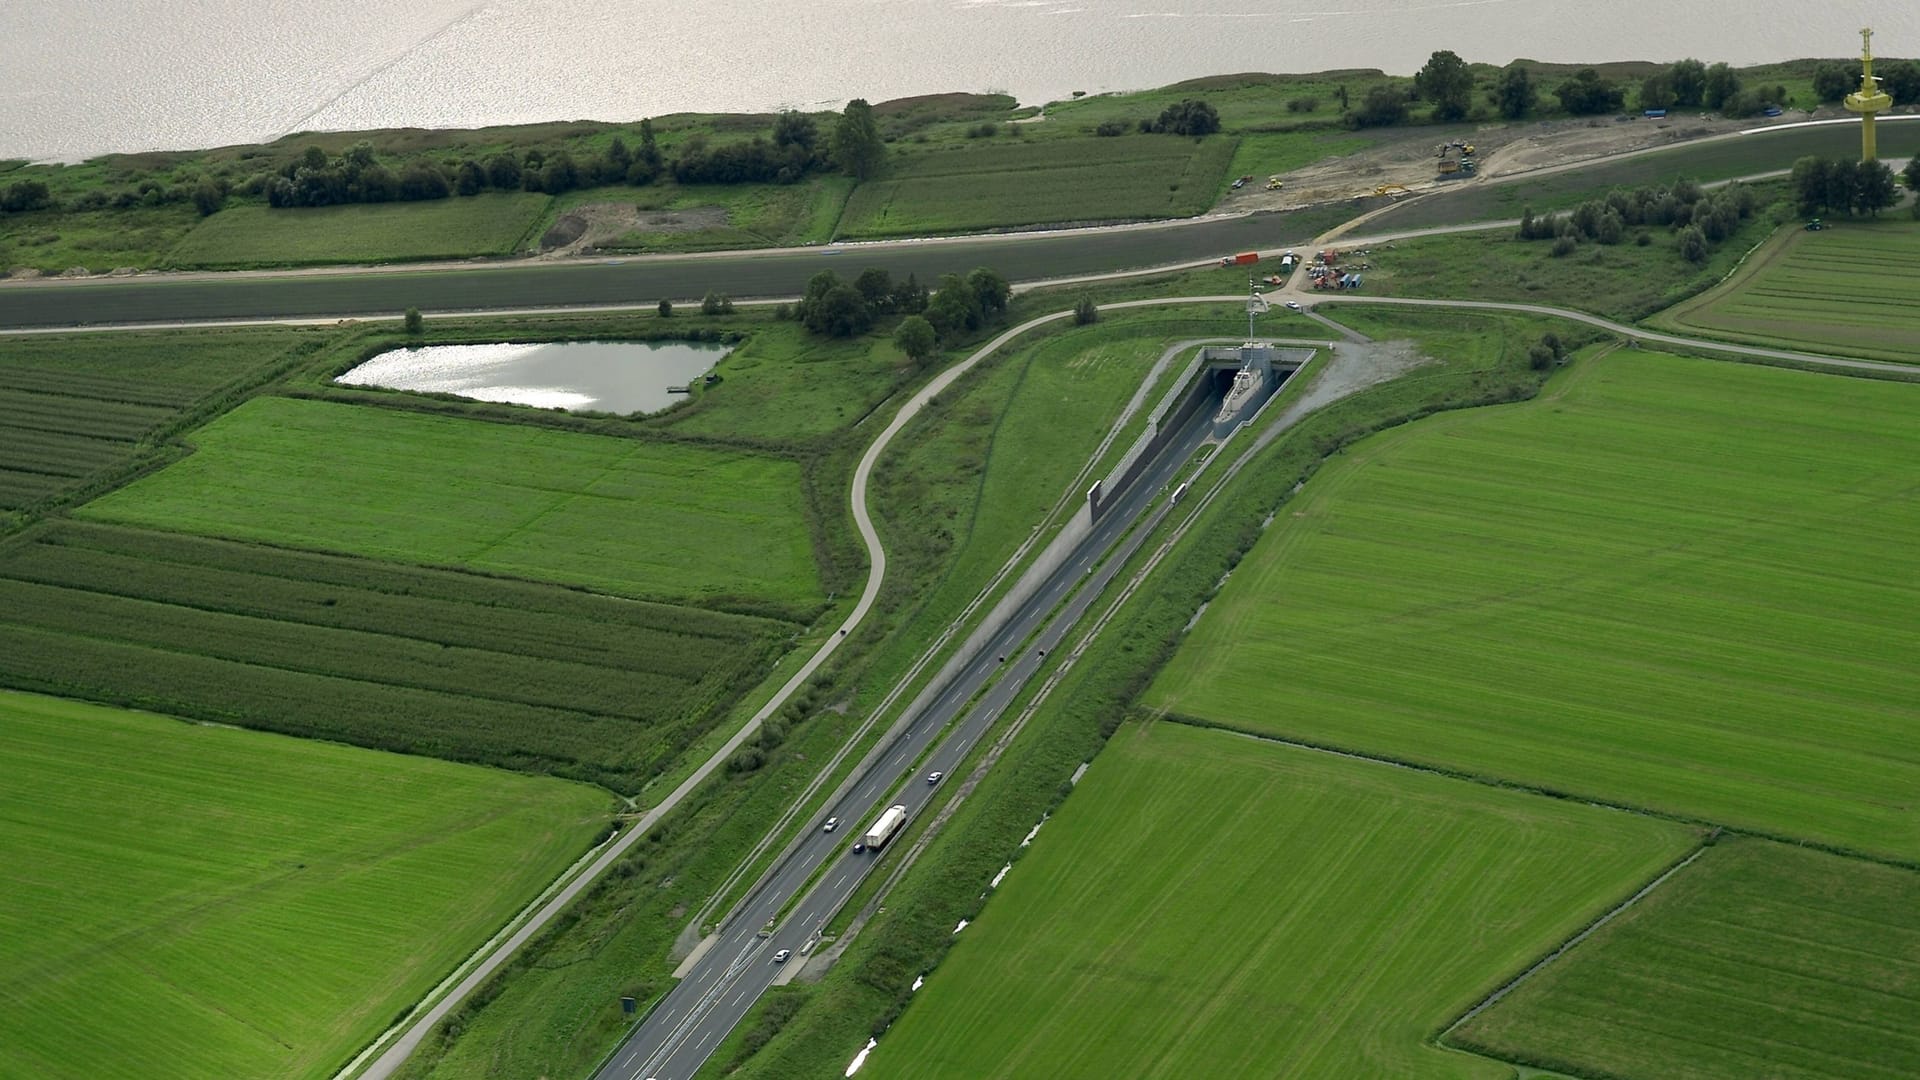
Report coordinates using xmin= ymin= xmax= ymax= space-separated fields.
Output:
xmin=1845 ymin=27 xmax=1894 ymax=161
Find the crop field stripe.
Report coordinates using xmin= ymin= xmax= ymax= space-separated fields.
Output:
xmin=1452 ymin=838 xmax=1920 ymax=1080
xmin=0 ymin=522 xmax=792 ymax=791
xmin=1657 ymin=221 xmax=1920 ymax=362
xmin=860 ymin=722 xmax=1692 ymax=1080
xmin=1148 ymin=350 xmax=1920 ymax=862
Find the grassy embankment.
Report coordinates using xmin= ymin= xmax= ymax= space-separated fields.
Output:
xmin=0 ymin=689 xmax=609 ymax=1080
xmin=713 ymin=309 xmax=1578 ymax=1079
xmin=388 ymin=306 xmax=1257 ymax=1079
xmin=1455 ymin=838 xmax=1920 ymax=1080
xmin=78 ymin=395 xmax=824 ymax=614
xmin=163 ymin=193 xmax=551 ymax=268
xmin=0 ymin=326 xmax=325 ymax=519
xmin=860 ymin=722 xmax=1691 ymax=1080
xmin=1149 ymin=349 xmax=1920 ymax=862
xmin=1649 ymin=216 xmax=1920 ymax=363
xmin=1354 ymin=183 xmax=1787 ymax=321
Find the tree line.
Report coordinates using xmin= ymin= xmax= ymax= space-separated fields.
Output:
xmin=1517 ymin=179 xmax=1759 ymax=262
xmin=1789 ymin=157 xmax=1904 ymax=218
xmin=260 ymin=101 xmax=889 ymax=211
xmin=778 ymin=265 xmax=1013 ymax=364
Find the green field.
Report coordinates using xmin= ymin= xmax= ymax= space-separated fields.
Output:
xmin=165 ymin=193 xmax=551 ymax=268
xmin=81 ymin=395 xmax=825 ymax=613
xmin=861 ymin=722 xmax=1690 ymax=1080
xmin=836 ymin=135 xmax=1238 ymax=238
xmin=0 ymin=520 xmax=788 ymax=791
xmin=1652 ymin=219 xmax=1920 ymax=363
xmin=1148 ymin=350 xmax=1920 ymax=860
xmin=0 ymin=326 xmax=311 ymax=511
xmin=0 ymin=689 xmax=608 ymax=1080
xmin=1455 ymin=838 xmax=1920 ymax=1080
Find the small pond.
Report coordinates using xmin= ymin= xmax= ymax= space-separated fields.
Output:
xmin=335 ymin=340 xmax=732 ymax=415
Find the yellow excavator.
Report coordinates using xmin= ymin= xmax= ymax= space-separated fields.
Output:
xmin=1371 ymin=184 xmax=1409 ymax=198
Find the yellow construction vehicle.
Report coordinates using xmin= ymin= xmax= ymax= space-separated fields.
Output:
xmin=1265 ymin=175 xmax=1284 ymax=191
xmin=1371 ymin=184 xmax=1409 ymax=198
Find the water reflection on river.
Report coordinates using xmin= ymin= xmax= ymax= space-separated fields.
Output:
xmin=336 ymin=340 xmax=731 ymax=414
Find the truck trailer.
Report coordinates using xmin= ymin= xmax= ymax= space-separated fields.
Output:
xmin=1220 ymin=251 xmax=1259 ymax=267
xmin=861 ymin=804 xmax=909 ymax=851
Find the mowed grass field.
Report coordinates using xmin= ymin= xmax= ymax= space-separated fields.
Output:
xmin=164 ymin=193 xmax=551 ymax=268
xmin=835 ymin=134 xmax=1238 ymax=238
xmin=0 ymin=327 xmax=308 ymax=511
xmin=1455 ymin=838 xmax=1920 ymax=1080
xmin=0 ymin=521 xmax=788 ymax=791
xmin=862 ymin=722 xmax=1691 ymax=1080
xmin=1653 ymin=219 xmax=1920 ymax=363
xmin=1148 ymin=351 xmax=1920 ymax=860
xmin=0 ymin=690 xmax=608 ymax=1080
xmin=81 ymin=396 xmax=824 ymax=613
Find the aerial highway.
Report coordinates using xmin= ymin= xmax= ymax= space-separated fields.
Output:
xmin=595 ymin=354 xmax=1234 ymax=1080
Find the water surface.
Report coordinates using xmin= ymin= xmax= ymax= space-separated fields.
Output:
xmin=336 ymin=340 xmax=730 ymax=414
xmin=5 ymin=1 xmax=1914 ymax=161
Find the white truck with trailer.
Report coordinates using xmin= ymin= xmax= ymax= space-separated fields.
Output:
xmin=856 ymin=804 xmax=909 ymax=852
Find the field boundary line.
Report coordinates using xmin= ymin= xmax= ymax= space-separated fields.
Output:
xmin=1435 ymin=842 xmax=1711 ymax=1044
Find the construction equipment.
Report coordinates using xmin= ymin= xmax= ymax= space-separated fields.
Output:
xmin=1371 ymin=184 xmax=1409 ymax=198
xmin=1265 ymin=174 xmax=1284 ymax=191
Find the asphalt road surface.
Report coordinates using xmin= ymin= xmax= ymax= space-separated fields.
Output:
xmin=0 ymin=206 xmax=1361 ymax=329
xmin=594 ymin=366 xmax=1231 ymax=1080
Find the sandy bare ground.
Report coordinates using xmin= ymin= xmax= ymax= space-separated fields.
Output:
xmin=1217 ymin=106 xmax=1858 ymax=213
xmin=539 ymin=202 xmax=730 ymax=256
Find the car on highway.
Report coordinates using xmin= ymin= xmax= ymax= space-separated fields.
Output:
xmin=772 ymin=949 xmax=791 ymax=964
xmin=823 ymin=816 xmax=840 ymax=832
xmin=927 ymin=770 xmax=944 ymax=785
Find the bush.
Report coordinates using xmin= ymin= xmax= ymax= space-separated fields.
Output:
xmin=1286 ymin=97 xmax=1320 ymax=113
xmin=1147 ymin=99 xmax=1221 ymax=136
xmin=1550 ymin=234 xmax=1578 ymax=257
xmin=1094 ymin=119 xmax=1130 ymax=137
xmin=657 ymin=298 xmax=674 ymax=318
xmin=701 ymin=292 xmax=735 ymax=316
xmin=403 ymin=307 xmax=424 ymax=336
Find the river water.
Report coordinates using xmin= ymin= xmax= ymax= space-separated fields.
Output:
xmin=3 ymin=1 xmax=1914 ymax=162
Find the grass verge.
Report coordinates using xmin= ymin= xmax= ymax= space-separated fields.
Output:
xmin=164 ymin=194 xmax=552 ymax=268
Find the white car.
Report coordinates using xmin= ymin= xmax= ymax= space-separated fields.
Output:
xmin=823 ymin=817 xmax=840 ymax=833
xmin=773 ymin=949 xmax=791 ymax=964
xmin=927 ymin=771 xmax=944 ymax=785
xmin=1284 ymin=300 xmax=1302 ymax=311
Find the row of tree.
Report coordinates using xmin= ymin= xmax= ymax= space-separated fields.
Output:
xmin=1811 ymin=60 xmax=1920 ymax=105
xmin=785 ymin=265 xmax=1013 ymax=361
xmin=1518 ymin=179 xmax=1759 ymax=262
xmin=1789 ymin=156 xmax=1904 ymax=218
xmin=260 ymin=100 xmax=890 ymax=211
xmin=1093 ymin=98 xmax=1223 ymax=138
xmin=1379 ymin=52 xmax=1810 ymax=129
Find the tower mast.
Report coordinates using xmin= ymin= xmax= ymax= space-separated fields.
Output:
xmin=1845 ymin=27 xmax=1893 ymax=162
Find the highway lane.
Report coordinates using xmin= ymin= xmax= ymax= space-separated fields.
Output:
xmin=0 ymin=206 xmax=1359 ymax=329
xmin=596 ymin=364 xmax=1230 ymax=1080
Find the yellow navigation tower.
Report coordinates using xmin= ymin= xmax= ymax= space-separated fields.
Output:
xmin=1845 ymin=27 xmax=1894 ymax=161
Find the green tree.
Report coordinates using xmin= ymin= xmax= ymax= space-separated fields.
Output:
xmin=190 ymin=180 xmax=224 ymax=217
xmin=965 ymin=267 xmax=1012 ymax=321
xmin=1638 ymin=71 xmax=1678 ymax=111
xmin=893 ymin=315 xmax=937 ymax=363
xmin=1676 ymin=225 xmax=1707 ymax=263
xmin=809 ymin=285 xmax=873 ymax=337
xmin=1669 ymin=58 xmax=1708 ymax=106
xmin=1712 ymin=64 xmax=1743 ymax=111
xmin=1414 ymin=50 xmax=1474 ymax=122
xmin=923 ymin=273 xmax=980 ymax=338
xmin=1491 ymin=63 xmax=1536 ymax=119
xmin=855 ymin=267 xmax=895 ymax=313
xmin=1852 ymin=161 xmax=1899 ymax=216
xmin=1073 ymin=296 xmax=1098 ymax=325
xmin=1148 ymin=99 xmax=1221 ymax=135
xmin=484 ymin=153 xmax=521 ymax=190
xmin=1811 ymin=62 xmax=1852 ymax=103
xmin=1555 ymin=68 xmax=1624 ymax=115
xmin=1903 ymin=156 xmax=1920 ymax=192
xmin=657 ymin=298 xmax=673 ymax=318
xmin=403 ymin=307 xmax=424 ymax=335
xmin=773 ymin=111 xmax=819 ymax=151
xmin=831 ymin=99 xmax=886 ymax=180
xmin=1347 ymin=85 xmax=1409 ymax=128
xmin=454 ymin=159 xmax=485 ymax=196
xmin=700 ymin=291 xmax=734 ymax=315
